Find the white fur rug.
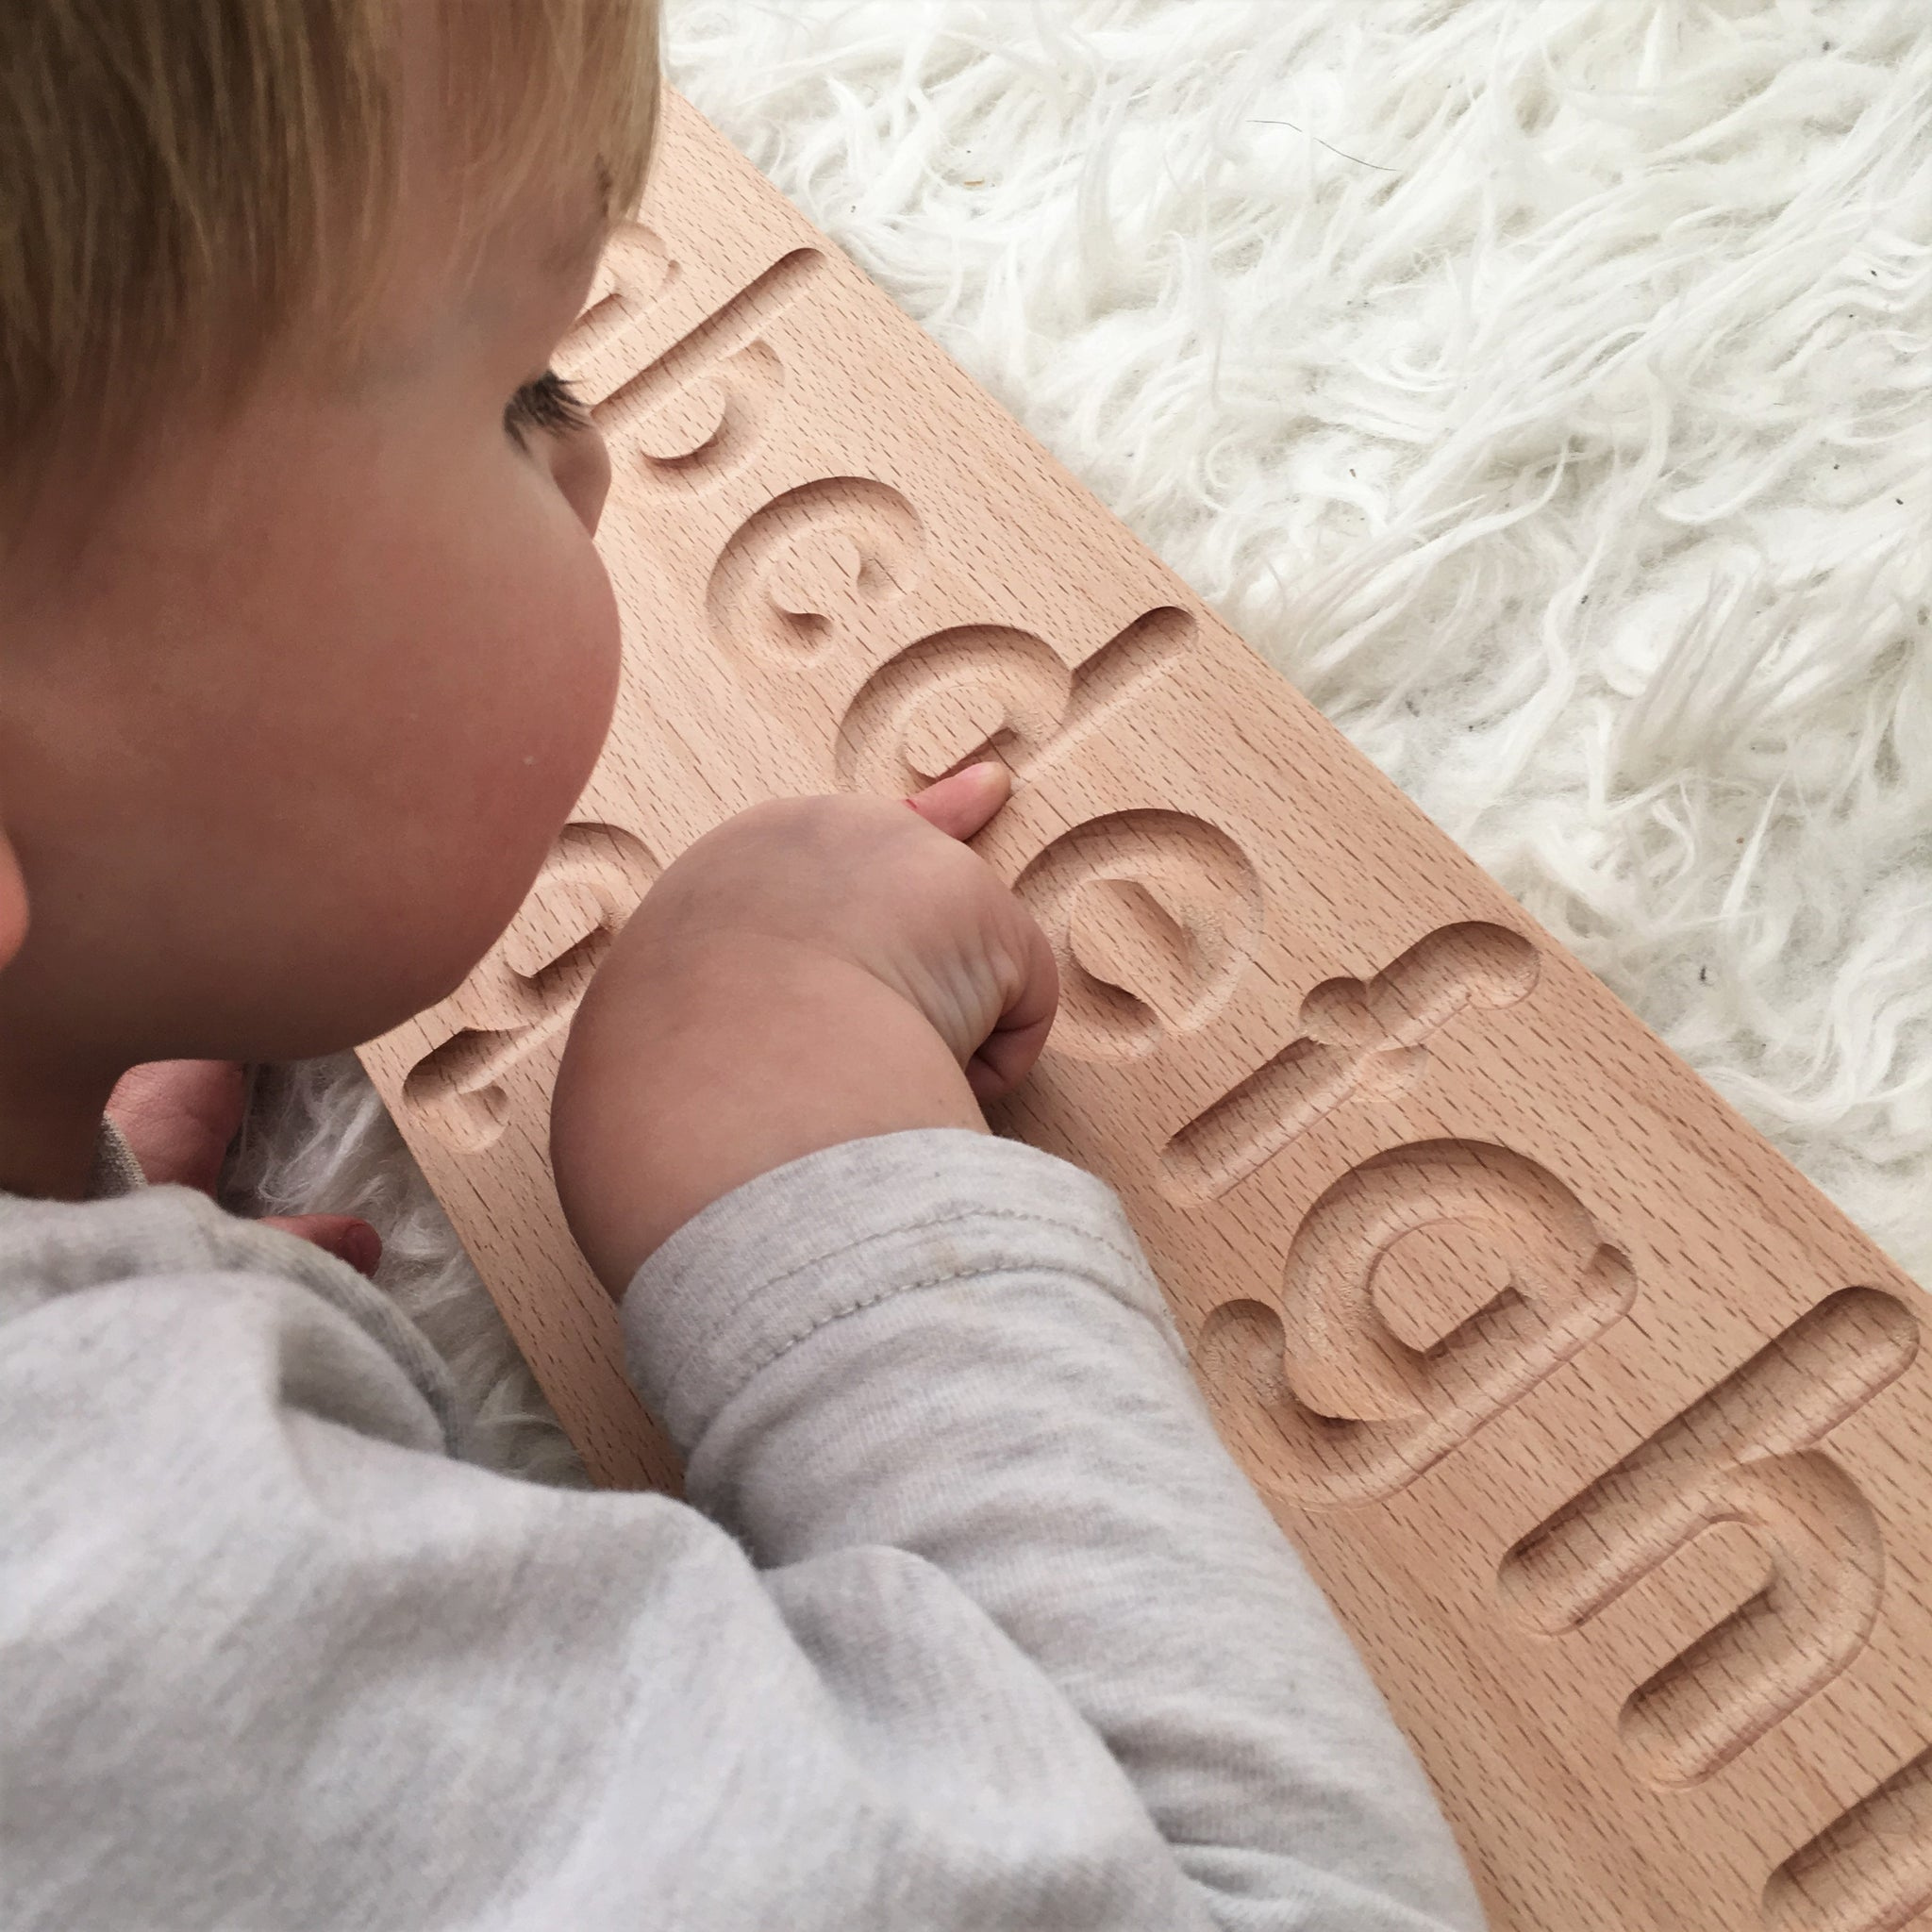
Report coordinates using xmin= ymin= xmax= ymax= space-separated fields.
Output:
xmin=229 ymin=0 xmax=1932 ymax=1483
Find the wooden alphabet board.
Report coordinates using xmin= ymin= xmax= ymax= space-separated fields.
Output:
xmin=358 ymin=92 xmax=1932 ymax=1932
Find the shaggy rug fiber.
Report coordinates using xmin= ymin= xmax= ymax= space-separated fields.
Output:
xmin=228 ymin=0 xmax=1932 ymax=1484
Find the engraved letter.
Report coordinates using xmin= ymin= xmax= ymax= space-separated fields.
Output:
xmin=834 ymin=606 xmax=1193 ymax=796
xmin=1500 ymin=1289 xmax=1918 ymax=1787
xmin=1764 ymin=1740 xmax=1932 ymax=1932
xmin=402 ymin=824 xmax=658 ymax=1153
xmin=556 ymin=223 xmax=678 ymax=404
xmin=707 ymin=476 xmax=925 ymax=666
xmin=1163 ymin=922 xmax=1541 ymax=1198
xmin=1012 ymin=809 xmax=1263 ymax=1060
xmin=1195 ymin=1141 xmax=1636 ymax=1507
xmin=595 ymin=248 xmax=825 ymax=490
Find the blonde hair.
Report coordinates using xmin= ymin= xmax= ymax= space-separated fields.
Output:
xmin=0 ymin=0 xmax=659 ymax=495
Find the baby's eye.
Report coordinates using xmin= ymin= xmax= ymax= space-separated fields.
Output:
xmin=505 ymin=369 xmax=590 ymax=448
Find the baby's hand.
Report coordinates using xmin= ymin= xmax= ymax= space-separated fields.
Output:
xmin=105 ymin=1060 xmax=382 ymax=1274
xmin=551 ymin=765 xmax=1058 ymax=1293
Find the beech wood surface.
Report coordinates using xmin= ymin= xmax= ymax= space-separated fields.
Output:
xmin=358 ymin=92 xmax=1932 ymax=1932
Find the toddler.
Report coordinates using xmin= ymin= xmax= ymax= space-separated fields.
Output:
xmin=0 ymin=3 xmax=1486 ymax=1926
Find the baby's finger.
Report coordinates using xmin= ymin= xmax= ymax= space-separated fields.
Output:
xmin=263 ymin=1213 xmax=384 ymax=1277
xmin=904 ymin=761 xmax=1010 ymax=841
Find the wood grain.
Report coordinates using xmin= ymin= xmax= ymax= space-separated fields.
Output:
xmin=358 ymin=92 xmax=1931 ymax=1932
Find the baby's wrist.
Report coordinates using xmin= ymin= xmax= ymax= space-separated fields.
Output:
xmin=553 ymin=937 xmax=985 ymax=1294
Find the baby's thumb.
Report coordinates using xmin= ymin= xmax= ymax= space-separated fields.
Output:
xmin=904 ymin=761 xmax=1010 ymax=840
xmin=264 ymin=1213 xmax=384 ymax=1277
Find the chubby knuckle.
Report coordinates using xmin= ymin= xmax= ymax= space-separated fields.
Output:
xmin=713 ymin=796 xmax=808 ymax=844
xmin=737 ymin=791 xmax=877 ymax=844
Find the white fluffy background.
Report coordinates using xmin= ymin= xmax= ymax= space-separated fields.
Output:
xmin=228 ymin=0 xmax=1932 ymax=1482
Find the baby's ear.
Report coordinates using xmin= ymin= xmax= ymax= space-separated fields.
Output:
xmin=0 ymin=824 xmax=26 ymax=971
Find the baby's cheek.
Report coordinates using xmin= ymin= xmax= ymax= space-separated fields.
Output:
xmin=508 ymin=540 xmax=623 ymax=814
xmin=455 ymin=530 xmax=622 ymax=875
xmin=329 ymin=461 xmax=625 ymax=1023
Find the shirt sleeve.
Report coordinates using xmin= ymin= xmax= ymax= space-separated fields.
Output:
xmin=0 ymin=1140 xmax=1484 ymax=1932
xmin=629 ymin=1127 xmax=1487 ymax=1930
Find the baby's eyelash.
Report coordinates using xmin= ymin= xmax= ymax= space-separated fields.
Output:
xmin=505 ymin=369 xmax=589 ymax=445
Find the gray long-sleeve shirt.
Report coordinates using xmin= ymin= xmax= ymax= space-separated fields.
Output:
xmin=0 ymin=1127 xmax=1485 ymax=1930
